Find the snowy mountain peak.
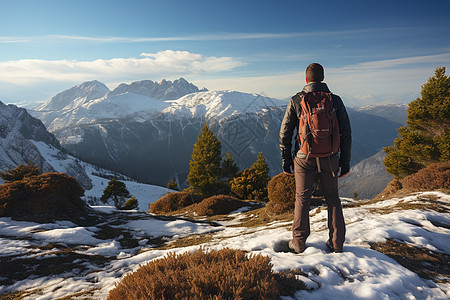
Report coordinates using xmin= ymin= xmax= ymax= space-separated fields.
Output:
xmin=110 ymin=77 xmax=206 ymax=100
xmin=37 ymin=80 xmax=110 ymax=112
xmin=163 ymin=90 xmax=288 ymax=120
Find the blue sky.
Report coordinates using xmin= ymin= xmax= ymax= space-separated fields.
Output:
xmin=1 ymin=0 xmax=449 ymax=107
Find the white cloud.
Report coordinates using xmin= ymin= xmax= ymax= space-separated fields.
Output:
xmin=0 ymin=50 xmax=244 ymax=85
xmin=340 ymin=53 xmax=450 ymax=71
xmin=0 ymin=28 xmax=412 ymax=44
xmin=194 ymin=53 xmax=450 ymax=105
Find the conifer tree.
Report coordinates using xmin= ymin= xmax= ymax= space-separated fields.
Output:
xmin=101 ymin=178 xmax=131 ymax=208
xmin=187 ymin=124 xmax=222 ymax=196
xmin=167 ymin=177 xmax=178 ymax=190
xmin=384 ymin=67 xmax=450 ymax=178
xmin=220 ymin=151 xmax=240 ymax=194
xmin=0 ymin=163 xmax=40 ymax=183
xmin=230 ymin=152 xmax=270 ymax=201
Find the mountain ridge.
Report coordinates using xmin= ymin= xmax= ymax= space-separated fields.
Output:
xmin=28 ymin=79 xmax=403 ymax=188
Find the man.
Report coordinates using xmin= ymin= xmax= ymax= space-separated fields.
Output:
xmin=279 ymin=63 xmax=351 ymax=253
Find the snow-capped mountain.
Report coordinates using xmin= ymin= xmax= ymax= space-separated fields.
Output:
xmin=36 ymin=80 xmax=110 ymax=112
xmin=31 ymin=78 xmax=205 ymax=132
xmin=0 ymin=101 xmax=60 ymax=174
xmin=0 ymin=101 xmax=170 ymax=206
xmin=29 ymin=79 xmax=402 ymax=189
xmin=355 ymin=103 xmax=408 ymax=125
xmin=110 ymin=78 xmax=206 ymax=100
xmin=162 ymin=90 xmax=287 ymax=119
xmin=0 ymin=101 xmax=94 ymax=189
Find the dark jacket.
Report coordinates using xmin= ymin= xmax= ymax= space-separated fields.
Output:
xmin=279 ymin=82 xmax=352 ymax=169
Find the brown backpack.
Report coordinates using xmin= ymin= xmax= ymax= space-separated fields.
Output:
xmin=298 ymin=91 xmax=340 ymax=159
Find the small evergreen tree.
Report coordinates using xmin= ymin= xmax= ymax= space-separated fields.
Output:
xmin=101 ymin=178 xmax=131 ymax=209
xmin=384 ymin=67 xmax=450 ymax=178
xmin=230 ymin=152 xmax=270 ymax=201
xmin=187 ymin=124 xmax=222 ymax=196
xmin=0 ymin=163 xmax=40 ymax=183
xmin=220 ymin=151 xmax=240 ymax=194
xmin=121 ymin=197 xmax=138 ymax=210
xmin=167 ymin=177 xmax=178 ymax=190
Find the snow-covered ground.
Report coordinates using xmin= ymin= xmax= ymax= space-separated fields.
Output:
xmin=0 ymin=191 xmax=449 ymax=299
xmin=32 ymin=140 xmax=172 ymax=212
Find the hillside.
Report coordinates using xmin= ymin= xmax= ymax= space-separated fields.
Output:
xmin=0 ymin=100 xmax=171 ymax=211
xmin=0 ymin=191 xmax=449 ymax=299
xmin=338 ymin=150 xmax=393 ymax=199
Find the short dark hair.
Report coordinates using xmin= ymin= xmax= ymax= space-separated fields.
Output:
xmin=306 ymin=63 xmax=324 ymax=82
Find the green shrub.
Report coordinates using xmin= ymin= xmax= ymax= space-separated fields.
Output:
xmin=230 ymin=152 xmax=270 ymax=201
xmin=266 ymin=173 xmax=296 ymax=214
xmin=148 ymin=192 xmax=203 ymax=214
xmin=121 ymin=197 xmax=138 ymax=210
xmin=107 ymin=248 xmax=305 ymax=300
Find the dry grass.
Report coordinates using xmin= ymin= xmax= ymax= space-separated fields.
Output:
xmin=186 ymin=195 xmax=249 ymax=216
xmin=370 ymin=239 xmax=450 ymax=284
xmin=376 ymin=162 xmax=450 ymax=200
xmin=54 ymin=288 xmax=100 ymax=300
xmin=107 ymin=248 xmax=305 ymax=300
xmin=0 ymin=289 xmax=42 ymax=300
xmin=150 ymin=233 xmax=216 ymax=251
xmin=0 ymin=248 xmax=111 ymax=287
xmin=346 ymin=192 xmax=450 ymax=214
xmin=148 ymin=192 xmax=204 ymax=214
xmin=227 ymin=207 xmax=293 ymax=228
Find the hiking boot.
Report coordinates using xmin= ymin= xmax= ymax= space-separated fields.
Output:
xmin=288 ymin=240 xmax=305 ymax=254
xmin=326 ymin=240 xmax=342 ymax=253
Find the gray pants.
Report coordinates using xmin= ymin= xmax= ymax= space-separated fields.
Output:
xmin=292 ymin=155 xmax=346 ymax=251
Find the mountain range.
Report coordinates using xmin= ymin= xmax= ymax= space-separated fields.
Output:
xmin=27 ymin=78 xmax=405 ymax=196
xmin=0 ymin=100 xmax=169 ymax=210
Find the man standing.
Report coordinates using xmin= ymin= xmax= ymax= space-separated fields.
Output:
xmin=279 ymin=63 xmax=352 ymax=253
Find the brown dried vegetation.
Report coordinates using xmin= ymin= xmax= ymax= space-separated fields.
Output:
xmin=0 ymin=172 xmax=87 ymax=222
xmin=148 ymin=192 xmax=204 ymax=214
xmin=190 ymin=195 xmax=248 ymax=216
xmin=107 ymin=248 xmax=305 ymax=300
xmin=266 ymin=173 xmax=296 ymax=214
xmin=376 ymin=162 xmax=449 ymax=200
xmin=370 ymin=239 xmax=450 ymax=284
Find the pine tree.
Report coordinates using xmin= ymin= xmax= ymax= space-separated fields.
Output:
xmin=187 ymin=124 xmax=222 ymax=196
xmin=101 ymin=178 xmax=131 ymax=209
xmin=384 ymin=67 xmax=450 ymax=178
xmin=0 ymin=163 xmax=40 ymax=183
xmin=220 ymin=151 xmax=240 ymax=194
xmin=230 ymin=152 xmax=270 ymax=201
xmin=167 ymin=177 xmax=178 ymax=190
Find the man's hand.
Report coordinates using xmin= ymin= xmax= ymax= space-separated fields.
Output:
xmin=338 ymin=161 xmax=350 ymax=178
xmin=282 ymin=159 xmax=294 ymax=176
xmin=338 ymin=171 xmax=349 ymax=178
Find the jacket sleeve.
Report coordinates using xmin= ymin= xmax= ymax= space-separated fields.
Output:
xmin=333 ymin=95 xmax=352 ymax=165
xmin=279 ymin=96 xmax=299 ymax=162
